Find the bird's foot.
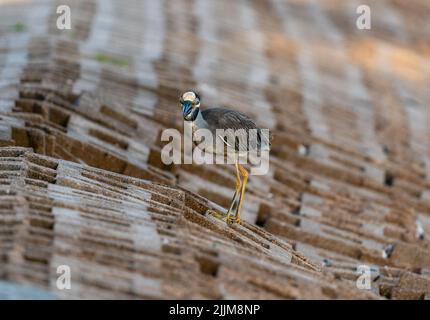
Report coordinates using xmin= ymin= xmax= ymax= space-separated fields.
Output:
xmin=206 ymin=208 xmax=241 ymax=225
xmin=226 ymin=214 xmax=241 ymax=225
xmin=206 ymin=208 xmax=227 ymax=220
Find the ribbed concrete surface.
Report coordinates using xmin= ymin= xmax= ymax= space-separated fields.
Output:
xmin=1 ymin=0 xmax=430 ymax=299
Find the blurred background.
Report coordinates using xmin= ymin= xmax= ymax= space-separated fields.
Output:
xmin=0 ymin=0 xmax=430 ymax=299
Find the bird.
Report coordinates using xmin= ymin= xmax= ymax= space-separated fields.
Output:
xmin=179 ymin=91 xmax=271 ymax=224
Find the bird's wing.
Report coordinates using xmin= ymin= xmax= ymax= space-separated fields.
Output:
xmin=201 ymin=108 xmax=271 ymax=152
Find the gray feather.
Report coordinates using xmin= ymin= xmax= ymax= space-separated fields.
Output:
xmin=200 ymin=108 xmax=271 ymax=152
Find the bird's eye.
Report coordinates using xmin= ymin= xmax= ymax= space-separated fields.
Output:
xmin=194 ymin=99 xmax=200 ymax=105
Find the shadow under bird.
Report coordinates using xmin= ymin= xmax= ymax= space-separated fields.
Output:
xmin=180 ymin=91 xmax=272 ymax=224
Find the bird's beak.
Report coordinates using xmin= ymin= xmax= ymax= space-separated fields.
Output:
xmin=182 ymin=101 xmax=192 ymax=117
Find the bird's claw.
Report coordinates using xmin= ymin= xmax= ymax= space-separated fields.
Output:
xmin=206 ymin=208 xmax=241 ymax=225
xmin=206 ymin=208 xmax=226 ymax=220
xmin=226 ymin=215 xmax=241 ymax=225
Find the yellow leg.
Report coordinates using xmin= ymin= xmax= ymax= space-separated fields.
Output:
xmin=236 ymin=165 xmax=248 ymax=222
xmin=227 ymin=164 xmax=248 ymax=224
xmin=206 ymin=162 xmax=242 ymax=221
xmin=227 ymin=162 xmax=242 ymax=212
xmin=235 ymin=162 xmax=241 ymax=190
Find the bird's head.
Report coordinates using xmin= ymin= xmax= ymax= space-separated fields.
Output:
xmin=180 ymin=91 xmax=200 ymax=121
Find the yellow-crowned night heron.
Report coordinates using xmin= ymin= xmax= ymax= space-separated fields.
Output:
xmin=180 ymin=91 xmax=271 ymax=224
